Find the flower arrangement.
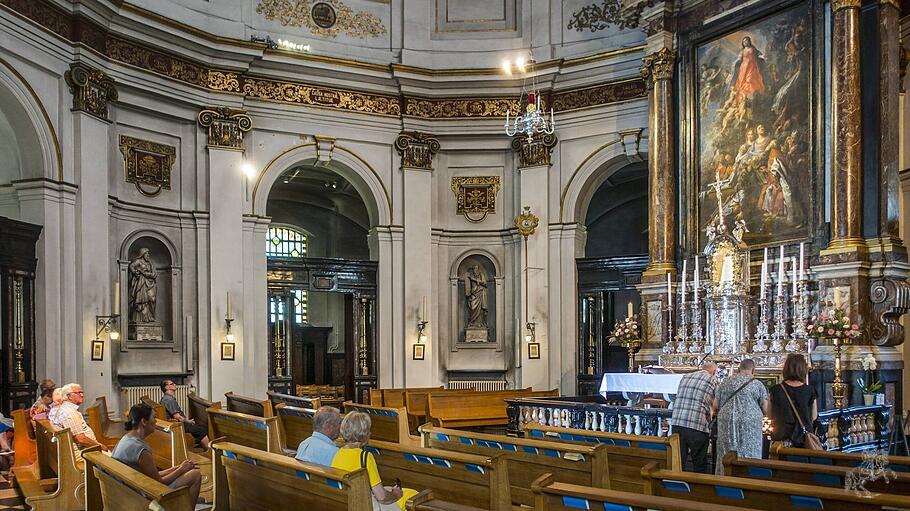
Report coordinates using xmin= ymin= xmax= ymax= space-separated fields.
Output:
xmin=807 ymin=306 xmax=861 ymax=341
xmin=857 ymin=353 xmax=882 ymax=394
xmin=610 ymin=315 xmax=642 ymax=345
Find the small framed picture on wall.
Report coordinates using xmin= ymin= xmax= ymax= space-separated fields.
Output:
xmin=527 ymin=342 xmax=540 ymax=360
xmin=412 ymin=344 xmax=425 ymax=360
xmin=221 ymin=342 xmax=235 ymax=361
xmin=91 ymin=340 xmax=104 ymax=361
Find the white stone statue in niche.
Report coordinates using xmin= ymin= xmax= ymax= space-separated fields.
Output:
xmin=129 ymin=248 xmax=158 ymax=324
xmin=464 ymin=264 xmax=489 ymax=342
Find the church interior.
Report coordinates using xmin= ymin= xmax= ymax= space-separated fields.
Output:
xmin=3 ymin=0 xmax=910 ymax=509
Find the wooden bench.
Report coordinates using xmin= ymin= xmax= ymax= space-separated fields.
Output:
xmin=524 ymin=423 xmax=681 ymax=493
xmin=366 ymin=439 xmax=510 ymax=511
xmin=275 ymin=404 xmax=331 ymax=454
xmin=83 ymin=445 xmax=194 ymax=511
xmin=139 ymin=395 xmax=168 ymax=420
xmin=372 ymin=386 xmax=444 ymax=408
xmin=268 ymin=390 xmax=321 ymax=411
xmin=642 ymin=461 xmax=910 ymax=510
xmin=13 ymin=419 xmax=82 ymax=511
xmin=11 ymin=408 xmax=37 ymax=470
xmin=187 ymin=392 xmax=218 ymax=428
xmin=770 ymin=442 xmax=910 ymax=470
xmin=86 ymin=396 xmax=125 ymax=449
xmin=225 ymin=392 xmax=274 ymax=418
xmin=723 ymin=451 xmax=910 ymax=495
xmin=531 ymin=473 xmax=748 ymax=511
xmin=145 ymin=419 xmax=213 ymax=498
xmin=207 ymin=407 xmax=282 ymax=454
xmin=211 ymin=441 xmax=373 ymax=510
xmin=344 ymin=402 xmax=421 ymax=447
xmin=404 ymin=388 xmax=477 ymax=426
xmin=421 ymin=425 xmax=609 ymax=507
xmin=427 ymin=389 xmax=559 ymax=428
xmin=296 ymin=384 xmax=345 ymax=408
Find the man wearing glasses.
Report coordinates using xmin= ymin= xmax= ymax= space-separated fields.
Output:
xmin=159 ymin=380 xmax=210 ymax=449
xmin=52 ymin=383 xmax=106 ymax=451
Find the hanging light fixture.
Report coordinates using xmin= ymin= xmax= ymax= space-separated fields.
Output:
xmin=503 ymin=49 xmax=555 ymax=143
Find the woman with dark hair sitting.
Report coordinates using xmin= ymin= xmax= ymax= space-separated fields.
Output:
xmin=112 ymin=403 xmax=202 ymax=503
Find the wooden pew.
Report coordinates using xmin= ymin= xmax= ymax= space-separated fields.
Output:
xmin=421 ymin=425 xmax=609 ymax=507
xmin=404 ymin=388 xmax=476 ymax=426
xmin=296 ymin=384 xmax=345 ymax=408
xmin=211 ymin=441 xmax=373 ymax=510
xmin=13 ymin=419 xmax=82 ymax=511
xmin=268 ymin=390 xmax=321 ymax=411
xmin=343 ymin=402 xmax=421 ymax=447
xmin=276 ymin=404 xmax=322 ymax=453
xmin=139 ymin=395 xmax=168 ymax=420
xmin=86 ymin=396 xmax=125 ymax=449
xmin=366 ymin=439 xmax=510 ymax=511
xmin=531 ymin=473 xmax=747 ymax=511
xmin=187 ymin=392 xmax=218 ymax=429
xmin=369 ymin=388 xmax=383 ymax=406
xmin=225 ymin=391 xmax=274 ymax=418
xmin=524 ymin=423 xmax=681 ymax=493
xmin=723 ymin=451 xmax=910 ymax=495
xmin=641 ymin=461 xmax=910 ymax=510
xmin=770 ymin=441 xmax=910 ymax=470
xmin=427 ymin=389 xmax=559 ymax=428
xmin=83 ymin=446 xmax=194 ymax=511
xmin=147 ymin=419 xmax=214 ymax=502
xmin=11 ymin=408 xmax=37 ymax=469
xmin=375 ymin=386 xmax=444 ymax=408
xmin=207 ymin=407 xmax=282 ymax=454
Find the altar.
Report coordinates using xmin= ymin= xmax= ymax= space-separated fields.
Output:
xmin=599 ymin=372 xmax=684 ymax=406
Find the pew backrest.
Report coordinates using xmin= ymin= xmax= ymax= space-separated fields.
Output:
xmin=12 ymin=408 xmax=36 ymax=469
xmin=427 ymin=389 xmax=559 ymax=428
xmin=211 ymin=441 xmax=373 ymax=510
xmin=275 ymin=404 xmax=322 ymax=451
xmin=343 ymin=402 xmax=420 ymax=447
xmin=642 ymin=461 xmax=910 ymax=510
xmin=187 ymin=392 xmax=217 ymax=427
xmin=369 ymin=388 xmax=383 ymax=406
xmin=225 ymin=392 xmax=274 ymax=418
xmin=207 ymin=407 xmax=282 ymax=454
xmin=139 ymin=396 xmax=168 ymax=421
xmin=421 ymin=425 xmax=609 ymax=507
xmin=20 ymin=420 xmax=82 ymax=511
xmin=84 ymin=446 xmax=194 ymax=511
xmin=378 ymin=386 xmax=445 ymax=408
xmin=770 ymin=442 xmax=910 ymax=471
xmin=86 ymin=396 xmax=124 ymax=447
xmin=267 ymin=390 xmax=321 ymax=411
xmin=404 ymin=388 xmax=476 ymax=423
xmin=524 ymin=423 xmax=681 ymax=492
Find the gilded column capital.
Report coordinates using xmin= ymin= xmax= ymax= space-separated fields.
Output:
xmin=640 ymin=47 xmax=677 ymax=83
xmin=395 ymin=131 xmax=440 ymax=170
xmin=511 ymin=133 xmax=558 ymax=169
xmin=197 ymin=107 xmax=252 ymax=150
xmin=831 ymin=0 xmax=862 ymax=10
xmin=64 ymin=63 xmax=117 ymax=121
xmin=879 ymin=0 xmax=900 ymax=9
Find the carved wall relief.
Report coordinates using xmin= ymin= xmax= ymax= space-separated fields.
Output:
xmin=119 ymin=135 xmax=176 ymax=196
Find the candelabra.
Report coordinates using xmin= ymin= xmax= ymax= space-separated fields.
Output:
xmin=664 ymin=300 xmax=676 ymax=353
xmin=794 ymin=279 xmax=810 ymax=338
xmin=771 ymin=294 xmax=787 ymax=352
xmin=753 ymin=293 xmax=770 ymax=352
xmin=832 ymin=335 xmax=848 ymax=408
xmin=677 ymin=300 xmax=690 ymax=346
xmin=691 ymin=297 xmax=704 ymax=350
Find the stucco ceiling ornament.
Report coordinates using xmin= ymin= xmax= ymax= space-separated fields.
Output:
xmin=256 ymin=0 xmax=386 ymax=39
xmin=567 ymin=0 xmax=656 ymax=32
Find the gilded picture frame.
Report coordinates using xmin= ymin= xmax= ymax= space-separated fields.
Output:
xmin=221 ymin=342 xmax=236 ymax=361
xmin=91 ymin=340 xmax=104 ymax=361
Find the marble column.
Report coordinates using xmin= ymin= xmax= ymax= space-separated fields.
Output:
xmin=827 ymin=0 xmax=865 ymax=253
xmin=877 ymin=0 xmax=905 ymax=253
xmin=641 ymin=48 xmax=677 ymax=277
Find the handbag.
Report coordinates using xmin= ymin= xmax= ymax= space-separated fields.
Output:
xmin=780 ymin=384 xmax=823 ymax=451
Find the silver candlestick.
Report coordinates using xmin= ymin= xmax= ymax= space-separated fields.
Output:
xmin=677 ymin=299 xmax=690 ymax=346
xmin=664 ymin=300 xmax=677 ymax=353
xmin=753 ymin=292 xmax=770 ymax=352
xmin=692 ymin=300 xmax=703 ymax=348
xmin=786 ymin=289 xmax=801 ymax=352
xmin=794 ymin=279 xmax=810 ymax=339
xmin=771 ymin=293 xmax=787 ymax=352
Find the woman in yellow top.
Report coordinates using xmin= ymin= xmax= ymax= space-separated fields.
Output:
xmin=331 ymin=411 xmax=417 ymax=510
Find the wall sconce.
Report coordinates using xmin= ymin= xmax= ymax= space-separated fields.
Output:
xmin=413 ymin=296 xmax=428 ymax=360
xmin=94 ymin=281 xmax=121 ymax=353
xmin=224 ymin=291 xmax=235 ymax=342
xmin=526 ymin=322 xmax=540 ymax=359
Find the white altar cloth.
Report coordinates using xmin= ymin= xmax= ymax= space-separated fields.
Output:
xmin=598 ymin=373 xmax=684 ymax=395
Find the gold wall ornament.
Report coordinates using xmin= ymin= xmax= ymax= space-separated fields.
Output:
xmin=197 ymin=107 xmax=252 ymax=150
xmin=242 ymin=77 xmax=401 ymax=116
xmin=395 ymin=131 xmax=440 ymax=170
xmin=511 ymin=133 xmax=558 ymax=168
xmin=451 ymin=176 xmax=501 ymax=223
xmin=256 ymin=0 xmax=387 ymax=39
xmin=514 ymin=206 xmax=539 ymax=237
xmin=119 ymin=135 xmax=176 ymax=197
xmin=550 ymin=78 xmax=647 ymax=112
xmin=640 ymin=47 xmax=677 ymax=84
xmin=64 ymin=63 xmax=118 ymax=121
xmin=403 ymin=96 xmax=519 ymax=118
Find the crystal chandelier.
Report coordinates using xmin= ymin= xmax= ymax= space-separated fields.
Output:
xmin=503 ymin=51 xmax=555 ymax=142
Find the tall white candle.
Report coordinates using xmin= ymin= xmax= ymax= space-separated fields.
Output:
xmin=799 ymin=242 xmax=805 ymax=282
xmin=694 ymin=256 xmax=700 ymax=304
xmin=680 ymin=260 xmax=687 ymax=305
xmin=113 ymin=282 xmax=120 ymax=316
xmin=777 ymin=246 xmax=785 ymax=297
xmin=760 ymin=261 xmax=767 ymax=300
xmin=791 ymin=258 xmax=797 ymax=297
xmin=227 ymin=291 xmax=232 ymax=318
xmin=627 ymin=301 xmax=633 ymax=317
xmin=667 ymin=273 xmax=672 ymax=304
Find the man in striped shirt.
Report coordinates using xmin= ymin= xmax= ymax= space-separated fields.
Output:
xmin=51 ymin=383 xmax=106 ymax=451
xmin=670 ymin=362 xmax=718 ymax=473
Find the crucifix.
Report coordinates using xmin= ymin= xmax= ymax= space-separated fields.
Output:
xmin=703 ymin=173 xmax=733 ymax=228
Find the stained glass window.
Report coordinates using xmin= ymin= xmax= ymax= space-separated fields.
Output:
xmin=292 ymin=289 xmax=308 ymax=324
xmin=266 ymin=226 xmax=307 ymax=258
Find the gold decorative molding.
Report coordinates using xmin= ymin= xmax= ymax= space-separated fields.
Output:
xmin=511 ymin=133 xmax=558 ymax=168
xmin=403 ymin=96 xmax=518 ymax=119
xmin=197 ymin=107 xmax=252 ymax=150
xmin=395 ymin=131 xmax=440 ymax=170
xmin=64 ymin=63 xmax=117 ymax=120
xmin=256 ymin=0 xmax=386 ymax=39
xmin=551 ymin=78 xmax=647 ymax=111
xmin=640 ymin=47 xmax=676 ymax=83
xmin=451 ymin=176 xmax=501 ymax=223
xmin=243 ymin=76 xmax=401 ymax=116
xmin=514 ymin=206 xmax=539 ymax=237
xmin=119 ymin=135 xmax=175 ymax=197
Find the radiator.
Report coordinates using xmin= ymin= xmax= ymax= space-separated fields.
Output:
xmin=448 ymin=380 xmax=508 ymax=392
xmin=120 ymin=384 xmax=192 ymax=414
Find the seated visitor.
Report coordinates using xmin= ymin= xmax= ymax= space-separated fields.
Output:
xmin=113 ymin=404 xmax=202 ymax=504
xmin=332 ymin=411 xmax=417 ymax=510
xmin=52 ymin=383 xmax=106 ymax=451
xmin=770 ymin=353 xmax=818 ymax=447
xmin=46 ymin=388 xmax=64 ymax=424
xmin=29 ymin=379 xmax=57 ymax=427
xmin=159 ymin=379 xmax=210 ymax=449
xmin=295 ymin=406 xmax=341 ymax=466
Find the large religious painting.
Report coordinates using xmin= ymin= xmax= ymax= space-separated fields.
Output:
xmin=694 ymin=3 xmax=812 ymax=248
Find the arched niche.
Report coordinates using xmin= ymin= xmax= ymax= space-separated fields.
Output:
xmin=449 ymin=251 xmax=502 ymax=349
xmin=118 ymin=231 xmax=182 ymax=351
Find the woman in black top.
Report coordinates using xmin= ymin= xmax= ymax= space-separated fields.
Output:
xmin=769 ymin=354 xmax=818 ymax=446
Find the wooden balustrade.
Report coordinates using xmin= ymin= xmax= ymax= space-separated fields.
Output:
xmin=506 ymin=397 xmax=672 ymax=437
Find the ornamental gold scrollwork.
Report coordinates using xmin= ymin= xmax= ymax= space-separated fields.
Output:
xmin=451 ymin=176 xmax=501 ymax=223
xmin=119 ymin=135 xmax=176 ymax=197
xmin=550 ymin=79 xmax=647 ymax=112
xmin=243 ymin=77 xmax=401 ymax=116
xmin=64 ymin=63 xmax=118 ymax=120
xmin=197 ymin=107 xmax=252 ymax=150
xmin=395 ymin=131 xmax=440 ymax=170
xmin=511 ymin=133 xmax=558 ymax=168
xmin=515 ymin=206 xmax=540 ymax=238
xmin=640 ymin=47 xmax=677 ymax=83
xmin=256 ymin=0 xmax=386 ymax=39
xmin=403 ymin=97 xmax=519 ymax=119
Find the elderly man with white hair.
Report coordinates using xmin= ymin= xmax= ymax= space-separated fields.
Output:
xmin=52 ymin=383 xmax=106 ymax=451
xmin=670 ymin=361 xmax=718 ymax=473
